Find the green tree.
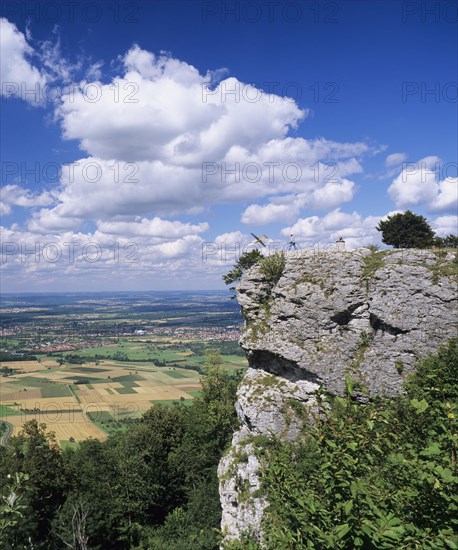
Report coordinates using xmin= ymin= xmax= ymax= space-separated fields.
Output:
xmin=376 ymin=210 xmax=435 ymax=248
xmin=170 ymin=358 xmax=240 ymax=486
xmin=222 ymin=249 xmax=263 ymax=293
xmin=53 ymin=496 xmax=90 ymax=550
xmin=4 ymin=420 xmax=68 ymax=546
xmin=201 ymin=350 xmax=241 ymax=441
xmin=163 ymin=367 xmax=240 ymax=549
xmin=204 ymin=348 xmax=223 ymax=370
xmin=57 ymin=438 xmax=125 ymax=549
xmin=135 ymin=363 xmax=240 ymax=549
xmin=0 ymin=472 xmax=29 ymax=548
xmin=434 ymin=234 xmax=458 ymax=248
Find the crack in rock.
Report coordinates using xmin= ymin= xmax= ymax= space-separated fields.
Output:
xmin=249 ymin=350 xmax=320 ymax=385
xmin=330 ymin=302 xmax=365 ymax=325
xmin=369 ymin=312 xmax=409 ymax=335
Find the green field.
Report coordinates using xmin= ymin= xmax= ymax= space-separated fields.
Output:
xmin=66 ymin=366 xmax=111 ymax=373
xmin=11 ymin=377 xmax=51 ymax=388
xmin=84 ymin=411 xmax=133 ymax=436
xmin=0 ymin=404 xmax=21 ymax=418
xmin=114 ymin=387 xmax=138 ymax=394
xmin=63 ymin=376 xmax=106 ymax=384
xmin=87 ymin=411 xmax=115 ymax=422
xmin=57 ymin=338 xmax=247 ymax=373
xmin=118 ymin=380 xmax=139 ymax=387
xmin=112 ymin=374 xmax=144 ymax=382
xmin=41 ymin=385 xmax=73 ymax=398
xmin=186 ymin=390 xmax=202 ymax=398
xmin=162 ymin=370 xmax=188 ymax=379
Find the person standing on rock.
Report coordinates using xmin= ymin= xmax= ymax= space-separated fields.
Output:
xmin=288 ymin=234 xmax=297 ymax=250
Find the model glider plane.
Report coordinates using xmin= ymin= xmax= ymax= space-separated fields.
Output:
xmin=250 ymin=233 xmax=268 ymax=247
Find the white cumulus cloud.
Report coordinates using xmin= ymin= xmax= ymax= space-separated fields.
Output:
xmin=18 ymin=45 xmax=373 ymax=232
xmin=242 ymin=203 xmax=294 ymax=225
xmin=95 ymin=217 xmax=208 ymax=238
xmin=388 ymin=156 xmax=457 ymax=213
xmin=0 ymin=37 xmax=388 ymax=289
xmin=432 ymin=215 xmax=458 ymax=237
xmin=0 ymin=18 xmax=47 ymax=104
xmin=241 ymin=178 xmax=356 ymax=225
xmin=0 ymin=184 xmax=55 ymax=210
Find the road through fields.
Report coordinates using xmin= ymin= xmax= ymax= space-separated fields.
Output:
xmin=1 ymin=422 xmax=13 ymax=446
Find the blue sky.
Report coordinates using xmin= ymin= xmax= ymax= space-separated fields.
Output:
xmin=1 ymin=0 xmax=457 ymax=292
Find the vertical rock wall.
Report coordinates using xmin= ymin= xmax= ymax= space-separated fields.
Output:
xmin=219 ymin=248 xmax=458 ymax=543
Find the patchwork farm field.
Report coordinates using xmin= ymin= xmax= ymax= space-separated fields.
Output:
xmin=0 ymin=356 xmax=205 ymax=444
xmin=0 ymin=290 xmax=247 ymax=446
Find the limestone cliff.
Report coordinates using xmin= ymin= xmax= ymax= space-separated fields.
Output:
xmin=218 ymin=248 xmax=458 ymax=543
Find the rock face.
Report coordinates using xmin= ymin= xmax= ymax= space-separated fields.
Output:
xmin=218 ymin=248 xmax=458 ymax=543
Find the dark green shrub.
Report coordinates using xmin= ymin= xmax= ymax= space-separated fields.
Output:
xmin=254 ymin=339 xmax=458 ymax=549
xmin=259 ymin=252 xmax=286 ymax=287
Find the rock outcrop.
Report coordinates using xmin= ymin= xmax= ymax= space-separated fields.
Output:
xmin=218 ymin=248 xmax=458 ymax=543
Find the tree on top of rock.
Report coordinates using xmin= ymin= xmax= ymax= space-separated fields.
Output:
xmin=222 ymin=249 xmax=263 ymax=293
xmin=376 ymin=210 xmax=435 ymax=248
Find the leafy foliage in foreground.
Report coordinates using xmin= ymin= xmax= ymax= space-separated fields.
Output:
xmin=252 ymin=339 xmax=458 ymax=549
xmin=0 ymin=473 xmax=29 ymax=543
xmin=1 ymin=340 xmax=457 ymax=549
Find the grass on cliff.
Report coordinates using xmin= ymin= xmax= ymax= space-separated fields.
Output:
xmin=362 ymin=250 xmax=388 ymax=278
xmin=259 ymin=252 xmax=286 ymax=288
xmin=429 ymin=250 xmax=458 ymax=284
xmin=225 ymin=338 xmax=458 ymax=549
xmin=363 ymin=248 xmax=458 ymax=285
